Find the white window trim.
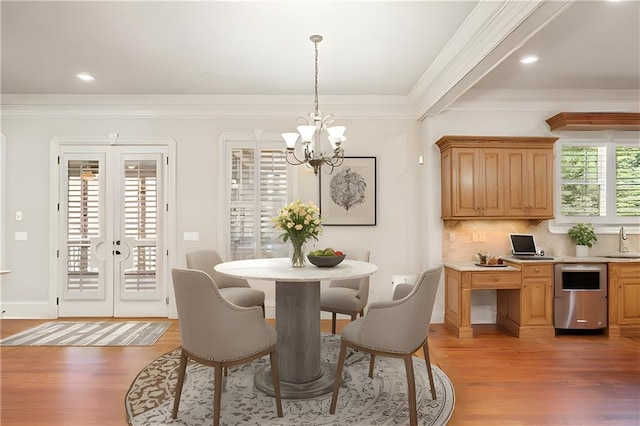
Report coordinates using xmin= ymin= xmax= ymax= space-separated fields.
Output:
xmin=217 ymin=132 xmax=295 ymax=260
xmin=549 ymin=136 xmax=640 ymax=235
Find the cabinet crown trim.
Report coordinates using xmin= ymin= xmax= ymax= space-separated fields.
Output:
xmin=546 ymin=112 xmax=640 ymax=132
xmin=436 ymin=135 xmax=558 ymax=152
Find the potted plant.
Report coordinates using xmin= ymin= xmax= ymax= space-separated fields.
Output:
xmin=568 ymin=222 xmax=597 ymax=257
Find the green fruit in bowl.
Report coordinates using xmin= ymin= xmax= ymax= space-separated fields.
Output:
xmin=323 ymin=248 xmax=335 ymax=256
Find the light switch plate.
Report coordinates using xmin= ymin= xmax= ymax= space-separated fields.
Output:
xmin=184 ymin=232 xmax=199 ymax=241
xmin=16 ymin=211 xmax=22 ymax=221
xmin=15 ymin=232 xmax=27 ymax=241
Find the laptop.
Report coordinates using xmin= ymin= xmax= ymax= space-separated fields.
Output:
xmin=509 ymin=234 xmax=554 ymax=260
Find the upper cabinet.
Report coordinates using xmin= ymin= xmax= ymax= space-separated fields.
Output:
xmin=436 ymin=136 xmax=558 ymax=222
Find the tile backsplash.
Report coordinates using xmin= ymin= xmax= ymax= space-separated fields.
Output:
xmin=442 ymin=220 xmax=639 ymax=262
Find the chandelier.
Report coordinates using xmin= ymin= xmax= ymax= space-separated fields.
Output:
xmin=282 ymin=34 xmax=346 ymax=176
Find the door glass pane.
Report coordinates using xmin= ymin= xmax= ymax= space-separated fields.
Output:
xmin=66 ymin=160 xmax=100 ymax=293
xmin=123 ymin=159 xmax=158 ymax=293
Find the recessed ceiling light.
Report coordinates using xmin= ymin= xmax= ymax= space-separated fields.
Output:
xmin=76 ymin=72 xmax=95 ymax=81
xmin=520 ymin=55 xmax=539 ymax=64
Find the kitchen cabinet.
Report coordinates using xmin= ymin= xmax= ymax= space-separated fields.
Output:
xmin=436 ymin=136 xmax=557 ymax=221
xmin=448 ymin=148 xmax=503 ymax=217
xmin=497 ymin=262 xmax=554 ymax=338
xmin=442 ymin=263 xmax=556 ymax=339
xmin=504 ymin=149 xmax=554 ymax=218
xmin=607 ymin=262 xmax=640 ymax=337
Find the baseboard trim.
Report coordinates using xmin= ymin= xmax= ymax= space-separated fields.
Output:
xmin=0 ymin=302 xmax=56 ymax=319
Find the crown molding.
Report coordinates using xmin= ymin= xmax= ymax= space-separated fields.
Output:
xmin=0 ymin=94 xmax=415 ymax=120
xmin=409 ymin=0 xmax=574 ymax=119
xmin=448 ymin=89 xmax=640 ymax=112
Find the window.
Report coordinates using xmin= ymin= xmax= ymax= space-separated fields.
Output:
xmin=553 ymin=139 xmax=640 ymax=229
xmin=225 ymin=139 xmax=290 ymax=260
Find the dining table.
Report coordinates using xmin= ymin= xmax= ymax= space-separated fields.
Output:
xmin=214 ymin=257 xmax=377 ymax=399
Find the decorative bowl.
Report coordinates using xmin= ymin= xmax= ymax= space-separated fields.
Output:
xmin=307 ymin=254 xmax=346 ymax=267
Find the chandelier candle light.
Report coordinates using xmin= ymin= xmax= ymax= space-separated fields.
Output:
xmin=282 ymin=34 xmax=346 ymax=176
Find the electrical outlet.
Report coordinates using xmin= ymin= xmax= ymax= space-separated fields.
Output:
xmin=16 ymin=211 xmax=22 ymax=221
xmin=479 ymin=233 xmax=486 ymax=242
xmin=449 ymin=232 xmax=456 ymax=242
xmin=472 ymin=233 xmax=479 ymax=243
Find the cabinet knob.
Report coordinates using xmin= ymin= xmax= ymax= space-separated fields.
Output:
xmin=535 ymin=268 xmax=539 ymax=273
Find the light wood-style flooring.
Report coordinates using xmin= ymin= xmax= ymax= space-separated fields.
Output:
xmin=1 ymin=318 xmax=639 ymax=425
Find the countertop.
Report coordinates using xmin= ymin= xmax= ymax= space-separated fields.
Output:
xmin=444 ymin=255 xmax=639 ymax=271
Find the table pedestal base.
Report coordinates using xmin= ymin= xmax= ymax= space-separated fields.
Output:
xmin=254 ymin=362 xmax=336 ymax=399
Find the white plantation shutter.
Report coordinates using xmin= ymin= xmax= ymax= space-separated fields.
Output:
xmin=122 ymin=159 xmax=159 ymax=294
xmin=556 ymin=140 xmax=640 ymax=225
xmin=66 ymin=159 xmax=102 ymax=295
xmin=227 ymin=141 xmax=289 ymax=260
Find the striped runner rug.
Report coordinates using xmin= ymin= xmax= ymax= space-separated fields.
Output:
xmin=0 ymin=321 xmax=171 ymax=346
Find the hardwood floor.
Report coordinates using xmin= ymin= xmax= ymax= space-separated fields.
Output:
xmin=1 ymin=319 xmax=639 ymax=425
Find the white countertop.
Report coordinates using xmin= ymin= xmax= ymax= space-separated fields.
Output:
xmin=445 ymin=255 xmax=639 ymax=271
xmin=442 ymin=261 xmax=520 ymax=272
xmin=214 ymin=258 xmax=378 ymax=282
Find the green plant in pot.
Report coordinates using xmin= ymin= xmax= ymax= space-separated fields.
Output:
xmin=568 ymin=222 xmax=597 ymax=257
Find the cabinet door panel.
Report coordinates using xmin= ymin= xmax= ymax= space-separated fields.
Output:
xmin=480 ymin=150 xmax=503 ymax=216
xmin=504 ymin=150 xmax=527 ymax=215
xmin=452 ymin=148 xmax=480 ymax=216
xmin=529 ymin=150 xmax=553 ymax=216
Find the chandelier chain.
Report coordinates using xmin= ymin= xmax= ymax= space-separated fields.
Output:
xmin=314 ymin=38 xmax=319 ymax=116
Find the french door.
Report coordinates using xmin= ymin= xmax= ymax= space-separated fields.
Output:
xmin=57 ymin=145 xmax=169 ymax=317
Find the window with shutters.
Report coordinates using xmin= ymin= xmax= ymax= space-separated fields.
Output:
xmin=225 ymin=140 xmax=290 ymax=260
xmin=552 ymin=139 xmax=640 ymax=229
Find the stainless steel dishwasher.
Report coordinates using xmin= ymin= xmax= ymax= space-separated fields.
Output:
xmin=554 ymin=263 xmax=607 ymax=330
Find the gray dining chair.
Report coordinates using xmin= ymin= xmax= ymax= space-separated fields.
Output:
xmin=186 ymin=250 xmax=265 ymax=316
xmin=329 ymin=265 xmax=443 ymax=426
xmin=171 ymin=268 xmax=283 ymax=426
xmin=320 ymin=249 xmax=371 ymax=334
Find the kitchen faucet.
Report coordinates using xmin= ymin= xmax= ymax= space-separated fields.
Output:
xmin=619 ymin=226 xmax=629 ymax=253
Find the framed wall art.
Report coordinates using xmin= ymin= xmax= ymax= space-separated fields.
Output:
xmin=319 ymin=156 xmax=376 ymax=226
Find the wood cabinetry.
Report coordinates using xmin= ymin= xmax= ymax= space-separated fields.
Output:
xmin=497 ymin=262 xmax=554 ymax=338
xmin=436 ymin=136 xmax=557 ymax=221
xmin=504 ymin=149 xmax=554 ymax=217
xmin=607 ymin=262 xmax=640 ymax=337
xmin=444 ymin=263 xmax=555 ymax=339
xmin=449 ymin=148 xmax=503 ymax=217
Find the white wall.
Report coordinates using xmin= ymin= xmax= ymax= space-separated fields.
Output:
xmin=2 ymin=90 xmax=637 ymax=322
xmin=0 ymin=109 xmax=428 ymax=319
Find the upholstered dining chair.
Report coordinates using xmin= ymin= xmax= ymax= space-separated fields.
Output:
xmin=186 ymin=250 xmax=265 ymax=315
xmin=320 ymin=249 xmax=371 ymax=334
xmin=171 ymin=268 xmax=283 ymax=426
xmin=329 ymin=265 xmax=443 ymax=426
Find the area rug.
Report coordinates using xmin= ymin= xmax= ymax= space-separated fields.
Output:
xmin=126 ymin=334 xmax=455 ymax=425
xmin=0 ymin=321 xmax=171 ymax=346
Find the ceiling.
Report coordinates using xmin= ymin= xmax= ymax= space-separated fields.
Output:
xmin=1 ymin=1 xmax=639 ymax=111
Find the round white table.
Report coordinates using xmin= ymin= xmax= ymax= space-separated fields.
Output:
xmin=214 ymin=257 xmax=377 ymax=399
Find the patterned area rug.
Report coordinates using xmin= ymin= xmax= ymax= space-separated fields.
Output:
xmin=126 ymin=334 xmax=455 ymax=425
xmin=0 ymin=321 xmax=171 ymax=346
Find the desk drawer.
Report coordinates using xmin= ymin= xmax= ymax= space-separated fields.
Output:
xmin=471 ymin=271 xmax=521 ymax=289
xmin=523 ymin=264 xmax=553 ymax=278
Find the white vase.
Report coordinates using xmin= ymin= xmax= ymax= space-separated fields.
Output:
xmin=575 ymin=245 xmax=589 ymax=257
